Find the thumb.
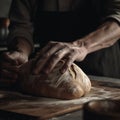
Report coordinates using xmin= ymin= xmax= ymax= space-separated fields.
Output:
xmin=2 ymin=52 xmax=18 ymax=65
xmin=6 ymin=51 xmax=28 ymax=65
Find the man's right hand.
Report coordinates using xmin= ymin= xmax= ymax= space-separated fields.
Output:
xmin=0 ymin=51 xmax=28 ymax=86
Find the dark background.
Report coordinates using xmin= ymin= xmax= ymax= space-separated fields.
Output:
xmin=0 ymin=0 xmax=12 ymax=17
xmin=0 ymin=0 xmax=12 ymax=48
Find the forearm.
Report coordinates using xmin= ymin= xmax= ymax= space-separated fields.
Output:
xmin=8 ymin=0 xmax=36 ymax=56
xmin=73 ymin=20 xmax=120 ymax=54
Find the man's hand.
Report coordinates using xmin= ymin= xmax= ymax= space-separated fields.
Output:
xmin=33 ymin=41 xmax=88 ymax=75
xmin=0 ymin=51 xmax=28 ymax=85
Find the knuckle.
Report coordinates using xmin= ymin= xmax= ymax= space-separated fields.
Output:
xmin=47 ymin=41 xmax=54 ymax=47
xmin=55 ymin=42 xmax=63 ymax=48
xmin=70 ymin=49 xmax=76 ymax=53
xmin=48 ymin=41 xmax=62 ymax=48
xmin=63 ymin=46 xmax=69 ymax=50
xmin=50 ymin=41 xmax=55 ymax=43
xmin=56 ymin=42 xmax=62 ymax=46
xmin=48 ymin=41 xmax=56 ymax=45
xmin=53 ymin=53 xmax=60 ymax=59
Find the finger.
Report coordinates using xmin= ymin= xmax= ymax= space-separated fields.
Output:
xmin=32 ymin=58 xmax=46 ymax=74
xmin=43 ymin=47 xmax=69 ymax=74
xmin=35 ymin=47 xmax=49 ymax=59
xmin=10 ymin=51 xmax=28 ymax=61
xmin=32 ymin=44 xmax=54 ymax=74
xmin=35 ymin=41 xmax=63 ymax=59
xmin=0 ymin=69 xmax=18 ymax=80
xmin=0 ymin=62 xmax=19 ymax=72
xmin=6 ymin=52 xmax=25 ymax=65
xmin=33 ymin=43 xmax=62 ymax=74
xmin=61 ymin=53 xmax=77 ymax=73
xmin=35 ymin=41 xmax=54 ymax=59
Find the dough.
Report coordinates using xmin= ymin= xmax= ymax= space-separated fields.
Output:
xmin=18 ymin=60 xmax=91 ymax=99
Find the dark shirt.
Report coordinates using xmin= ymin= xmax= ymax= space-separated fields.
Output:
xmin=7 ymin=0 xmax=120 ymax=78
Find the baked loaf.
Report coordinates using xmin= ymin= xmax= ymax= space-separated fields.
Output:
xmin=18 ymin=60 xmax=91 ymax=100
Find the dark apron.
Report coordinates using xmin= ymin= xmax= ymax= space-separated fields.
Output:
xmin=33 ymin=2 xmax=120 ymax=78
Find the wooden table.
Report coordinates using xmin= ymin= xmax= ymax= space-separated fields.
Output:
xmin=0 ymin=75 xmax=120 ymax=120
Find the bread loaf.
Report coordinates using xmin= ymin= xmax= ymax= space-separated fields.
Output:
xmin=18 ymin=60 xmax=91 ymax=100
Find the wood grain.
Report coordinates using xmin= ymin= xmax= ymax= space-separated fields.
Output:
xmin=0 ymin=79 xmax=119 ymax=119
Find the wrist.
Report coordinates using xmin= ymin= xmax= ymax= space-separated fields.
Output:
xmin=73 ymin=20 xmax=120 ymax=54
xmin=72 ymin=39 xmax=89 ymax=53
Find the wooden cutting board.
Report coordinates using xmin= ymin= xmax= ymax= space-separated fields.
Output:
xmin=0 ymin=78 xmax=120 ymax=120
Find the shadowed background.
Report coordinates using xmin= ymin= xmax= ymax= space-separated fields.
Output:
xmin=0 ymin=0 xmax=12 ymax=17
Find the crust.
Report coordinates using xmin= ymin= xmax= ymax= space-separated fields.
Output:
xmin=18 ymin=60 xmax=91 ymax=100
